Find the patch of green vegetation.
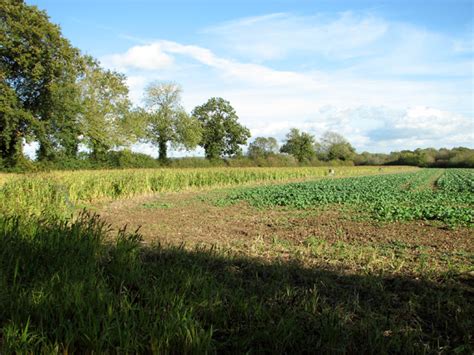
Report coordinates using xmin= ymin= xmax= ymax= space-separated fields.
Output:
xmin=0 ymin=166 xmax=416 ymax=219
xmin=222 ymin=169 xmax=474 ymax=227
xmin=142 ymin=201 xmax=174 ymax=209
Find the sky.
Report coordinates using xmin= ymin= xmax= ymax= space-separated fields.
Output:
xmin=27 ymin=0 xmax=474 ymax=156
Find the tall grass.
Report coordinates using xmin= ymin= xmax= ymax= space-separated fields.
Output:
xmin=0 ymin=166 xmax=416 ymax=218
xmin=0 ymin=212 xmax=471 ymax=353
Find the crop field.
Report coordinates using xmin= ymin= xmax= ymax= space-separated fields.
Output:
xmin=0 ymin=167 xmax=473 ymax=353
xmin=223 ymin=169 xmax=474 ymax=227
xmin=0 ymin=165 xmax=413 ymax=218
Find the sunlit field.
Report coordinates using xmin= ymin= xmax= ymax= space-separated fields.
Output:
xmin=0 ymin=166 xmax=414 ymax=217
xmin=1 ymin=167 xmax=472 ymax=353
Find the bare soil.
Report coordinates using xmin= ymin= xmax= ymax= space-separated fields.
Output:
xmin=94 ymin=191 xmax=473 ymax=254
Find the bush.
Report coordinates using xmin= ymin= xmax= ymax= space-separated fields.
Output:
xmin=110 ymin=150 xmax=161 ymax=169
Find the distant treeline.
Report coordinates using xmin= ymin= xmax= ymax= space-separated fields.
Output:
xmin=1 ymin=1 xmax=472 ymax=172
xmin=1 ymin=145 xmax=472 ymax=172
xmin=356 ymin=147 xmax=474 ymax=168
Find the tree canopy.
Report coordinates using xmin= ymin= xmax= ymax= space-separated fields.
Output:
xmin=1 ymin=0 xmax=83 ymax=163
xmin=320 ymin=132 xmax=356 ymax=161
xmin=248 ymin=137 xmax=279 ymax=159
xmin=1 ymin=1 xmax=472 ymax=171
xmin=192 ymin=97 xmax=250 ymax=159
xmin=141 ymin=82 xmax=202 ymax=161
xmin=280 ymin=129 xmax=316 ymax=163
xmin=78 ymin=56 xmax=134 ymax=160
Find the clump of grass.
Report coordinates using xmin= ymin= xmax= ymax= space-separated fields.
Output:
xmin=142 ymin=201 xmax=173 ymax=209
xmin=0 ymin=213 xmax=472 ymax=353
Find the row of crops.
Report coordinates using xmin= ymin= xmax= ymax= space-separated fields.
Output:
xmin=223 ymin=169 xmax=474 ymax=226
xmin=436 ymin=169 xmax=474 ymax=193
xmin=0 ymin=166 xmax=414 ymax=218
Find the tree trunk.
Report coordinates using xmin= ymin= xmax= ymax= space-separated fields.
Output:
xmin=158 ymin=140 xmax=168 ymax=162
xmin=0 ymin=131 xmax=26 ymax=167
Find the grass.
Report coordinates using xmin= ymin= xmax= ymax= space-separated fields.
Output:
xmin=0 ymin=212 xmax=472 ymax=353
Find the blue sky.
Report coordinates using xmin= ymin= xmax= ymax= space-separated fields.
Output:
xmin=27 ymin=0 xmax=473 ymax=155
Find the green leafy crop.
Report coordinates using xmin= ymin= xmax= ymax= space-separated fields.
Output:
xmin=224 ymin=169 xmax=474 ymax=227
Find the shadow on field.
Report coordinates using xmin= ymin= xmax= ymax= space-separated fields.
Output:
xmin=0 ymin=213 xmax=472 ymax=353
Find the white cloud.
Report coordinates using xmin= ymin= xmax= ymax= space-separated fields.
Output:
xmin=366 ymin=106 xmax=474 ymax=151
xmin=244 ymin=105 xmax=473 ymax=153
xmin=99 ymin=12 xmax=473 ymax=154
xmin=203 ymin=12 xmax=473 ymax=80
xmin=102 ymin=43 xmax=174 ymax=71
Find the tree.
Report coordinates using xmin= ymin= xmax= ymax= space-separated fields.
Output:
xmin=192 ymin=97 xmax=250 ymax=159
xmin=0 ymin=80 xmax=32 ymax=166
xmin=247 ymin=137 xmax=279 ymax=159
xmin=320 ymin=131 xmax=356 ymax=161
xmin=1 ymin=0 xmax=83 ymax=164
xmin=142 ymin=82 xmax=201 ymax=161
xmin=280 ymin=128 xmax=316 ymax=163
xmin=78 ymin=57 xmax=134 ymax=160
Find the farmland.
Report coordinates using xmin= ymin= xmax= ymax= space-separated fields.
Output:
xmin=0 ymin=165 xmax=413 ymax=218
xmin=0 ymin=167 xmax=473 ymax=353
xmin=223 ymin=169 xmax=474 ymax=226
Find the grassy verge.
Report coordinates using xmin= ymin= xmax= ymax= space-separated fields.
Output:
xmin=0 ymin=213 xmax=472 ymax=353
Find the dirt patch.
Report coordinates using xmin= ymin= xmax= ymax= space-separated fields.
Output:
xmin=95 ymin=191 xmax=473 ymax=254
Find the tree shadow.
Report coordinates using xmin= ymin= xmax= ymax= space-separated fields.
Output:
xmin=1 ymin=215 xmax=472 ymax=353
xmin=138 ymin=244 xmax=473 ymax=353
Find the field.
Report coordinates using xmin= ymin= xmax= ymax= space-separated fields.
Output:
xmin=0 ymin=167 xmax=473 ymax=353
xmin=0 ymin=166 xmax=413 ymax=218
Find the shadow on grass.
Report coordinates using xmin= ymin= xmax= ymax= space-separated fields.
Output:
xmin=0 ymin=213 xmax=472 ymax=353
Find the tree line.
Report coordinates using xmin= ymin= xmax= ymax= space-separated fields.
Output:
xmin=1 ymin=1 xmax=473 ymax=171
xmin=0 ymin=1 xmax=250 ymax=167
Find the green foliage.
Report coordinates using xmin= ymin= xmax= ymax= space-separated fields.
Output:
xmin=436 ymin=169 xmax=474 ymax=193
xmin=0 ymin=1 xmax=143 ymax=166
xmin=78 ymin=56 xmax=134 ymax=160
xmin=224 ymin=169 xmax=474 ymax=227
xmin=142 ymin=82 xmax=202 ymax=161
xmin=319 ymin=131 xmax=356 ymax=161
xmin=107 ymin=150 xmax=161 ymax=169
xmin=248 ymin=137 xmax=279 ymax=159
xmin=280 ymin=129 xmax=316 ymax=163
xmin=192 ymin=97 xmax=250 ymax=159
xmin=356 ymin=147 xmax=474 ymax=168
xmin=0 ymin=81 xmax=33 ymax=166
xmin=0 ymin=0 xmax=83 ymax=163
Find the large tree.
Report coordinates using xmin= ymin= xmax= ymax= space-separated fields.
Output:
xmin=1 ymin=0 xmax=83 ymax=164
xmin=192 ymin=97 xmax=250 ymax=159
xmin=142 ymin=82 xmax=201 ymax=161
xmin=280 ymin=128 xmax=316 ymax=163
xmin=78 ymin=57 xmax=134 ymax=160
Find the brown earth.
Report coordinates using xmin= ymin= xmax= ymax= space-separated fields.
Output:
xmin=94 ymin=190 xmax=473 ymax=255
